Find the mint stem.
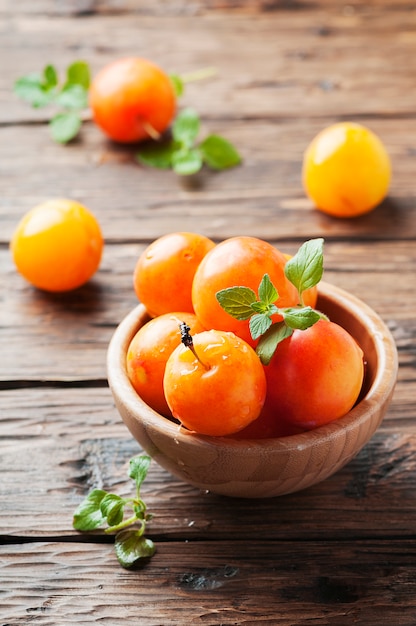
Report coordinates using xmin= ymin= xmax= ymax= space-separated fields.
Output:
xmin=106 ymin=514 xmax=145 ymax=535
xmin=180 ymin=67 xmax=217 ymax=83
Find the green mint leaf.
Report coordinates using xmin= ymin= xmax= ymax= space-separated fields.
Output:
xmin=250 ymin=301 xmax=269 ymax=314
xmin=73 ymin=489 xmax=107 ymax=531
xmin=106 ymin=501 xmax=125 ymax=527
xmin=282 ymin=306 xmax=323 ymax=330
xmin=199 ymin=134 xmax=241 ymax=170
xmin=258 ymin=273 xmax=279 ymax=305
xmin=100 ymin=493 xmax=125 ymax=527
xmin=65 ymin=60 xmax=91 ymax=89
xmin=256 ymin=322 xmax=294 ymax=365
xmin=136 ymin=140 xmax=179 ymax=169
xmin=172 ymin=108 xmax=200 ymax=147
xmin=285 ymin=238 xmax=324 ymax=298
xmin=250 ymin=313 xmax=272 ymax=340
xmin=129 ymin=454 xmax=151 ymax=491
xmin=169 ymin=74 xmax=184 ymax=97
xmin=216 ymin=286 xmax=257 ymax=320
xmin=43 ymin=64 xmax=58 ymax=89
xmin=250 ymin=301 xmax=279 ymax=317
xmin=14 ymin=74 xmax=52 ymax=108
xmin=172 ymin=148 xmax=203 ymax=175
xmin=55 ymin=83 xmax=88 ymax=110
xmin=114 ymin=530 xmax=156 ymax=569
xmin=50 ymin=111 xmax=82 ymax=143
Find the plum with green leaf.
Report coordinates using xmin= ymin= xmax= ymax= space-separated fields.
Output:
xmin=216 ymin=238 xmax=365 ymax=430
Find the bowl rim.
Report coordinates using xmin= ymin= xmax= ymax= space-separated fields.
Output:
xmin=107 ymin=280 xmax=398 ymax=453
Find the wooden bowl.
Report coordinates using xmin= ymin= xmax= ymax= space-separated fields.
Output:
xmin=107 ymin=281 xmax=398 ymax=498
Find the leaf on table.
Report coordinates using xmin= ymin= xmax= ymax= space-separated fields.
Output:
xmin=115 ymin=530 xmax=156 ymax=569
xmin=172 ymin=108 xmax=200 ymax=148
xmin=65 ymin=60 xmax=91 ymax=89
xmin=100 ymin=493 xmax=125 ymax=527
xmin=73 ymin=489 xmax=107 ymax=531
xmin=43 ymin=64 xmax=58 ymax=89
xmin=169 ymin=73 xmax=184 ymax=97
xmin=129 ymin=454 xmax=151 ymax=491
xmin=199 ymin=134 xmax=242 ymax=170
xmin=50 ymin=111 xmax=82 ymax=143
xmin=55 ymin=83 xmax=88 ymax=110
xmin=14 ymin=74 xmax=54 ymax=108
xmin=172 ymin=147 xmax=203 ymax=175
xmin=136 ymin=141 xmax=179 ymax=169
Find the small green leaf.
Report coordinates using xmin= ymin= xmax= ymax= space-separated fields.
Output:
xmin=250 ymin=313 xmax=272 ymax=340
xmin=106 ymin=502 xmax=125 ymax=527
xmin=250 ymin=301 xmax=269 ymax=314
xmin=114 ymin=530 xmax=156 ymax=569
xmin=73 ymin=489 xmax=107 ymax=531
xmin=50 ymin=111 xmax=82 ymax=143
xmin=43 ymin=64 xmax=58 ymax=89
xmin=55 ymin=83 xmax=88 ymax=110
xmin=169 ymin=73 xmax=184 ymax=97
xmin=258 ymin=274 xmax=279 ymax=305
xmin=256 ymin=322 xmax=293 ymax=365
xmin=199 ymin=134 xmax=241 ymax=170
xmin=172 ymin=148 xmax=203 ymax=176
xmin=129 ymin=454 xmax=151 ymax=491
xmin=100 ymin=493 xmax=125 ymax=527
xmin=216 ymin=286 xmax=257 ymax=320
xmin=285 ymin=238 xmax=324 ymax=298
xmin=282 ymin=306 xmax=323 ymax=330
xmin=136 ymin=141 xmax=179 ymax=169
xmin=172 ymin=108 xmax=200 ymax=147
xmin=14 ymin=74 xmax=52 ymax=108
xmin=66 ymin=60 xmax=91 ymax=89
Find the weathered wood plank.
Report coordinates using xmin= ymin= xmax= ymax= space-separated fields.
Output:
xmin=2 ymin=539 xmax=416 ymax=625
xmin=1 ymin=0 xmax=412 ymax=15
xmin=2 ymin=5 xmax=416 ymax=127
xmin=1 ymin=240 xmax=414 ymax=381
xmin=0 ymin=384 xmax=414 ymax=539
xmin=1 ymin=115 xmax=415 ymax=243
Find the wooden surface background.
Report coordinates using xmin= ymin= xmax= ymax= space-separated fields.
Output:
xmin=1 ymin=1 xmax=416 ymax=624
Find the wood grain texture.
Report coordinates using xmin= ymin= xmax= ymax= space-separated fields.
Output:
xmin=1 ymin=386 xmax=415 ymax=538
xmin=1 ymin=118 xmax=415 ymax=243
xmin=2 ymin=3 xmax=415 ymax=122
xmin=1 ymin=0 xmax=416 ymax=622
xmin=1 ymin=239 xmax=414 ymax=381
xmin=2 ymin=540 xmax=416 ymax=625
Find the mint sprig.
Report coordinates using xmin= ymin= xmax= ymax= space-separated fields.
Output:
xmin=14 ymin=61 xmax=241 ymax=175
xmin=216 ymin=238 xmax=328 ymax=364
xmin=14 ymin=61 xmax=90 ymax=143
xmin=170 ymin=66 xmax=217 ymax=98
xmin=73 ymin=454 xmax=155 ymax=569
xmin=285 ymin=238 xmax=324 ymax=305
xmin=136 ymin=107 xmax=241 ymax=175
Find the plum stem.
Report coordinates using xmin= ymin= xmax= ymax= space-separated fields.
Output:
xmin=142 ymin=120 xmax=161 ymax=140
xmin=180 ymin=67 xmax=217 ymax=84
xmin=179 ymin=322 xmax=209 ymax=370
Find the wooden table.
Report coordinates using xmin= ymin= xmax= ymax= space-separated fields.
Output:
xmin=1 ymin=1 xmax=415 ymax=623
